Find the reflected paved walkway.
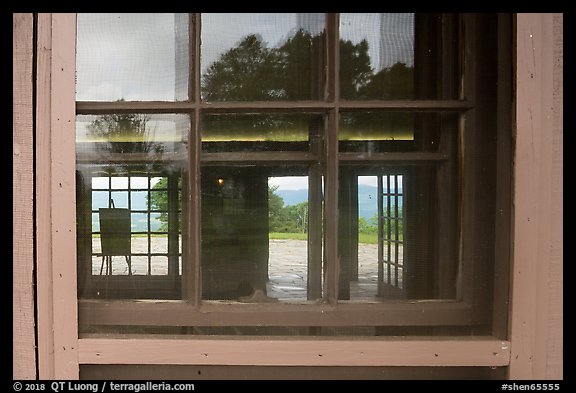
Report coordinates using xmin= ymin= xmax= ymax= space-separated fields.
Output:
xmin=266 ymin=239 xmax=403 ymax=301
xmin=91 ymin=237 xmax=403 ymax=300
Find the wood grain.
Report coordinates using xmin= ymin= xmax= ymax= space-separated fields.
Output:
xmin=13 ymin=12 xmax=37 ymax=380
xmin=79 ymin=337 xmax=511 ymax=367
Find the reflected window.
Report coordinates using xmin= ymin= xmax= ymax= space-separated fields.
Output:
xmin=79 ymin=172 xmax=182 ymax=297
xmin=200 ymin=167 xmax=316 ymax=302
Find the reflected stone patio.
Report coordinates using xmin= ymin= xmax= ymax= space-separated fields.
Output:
xmin=91 ymin=237 xmax=403 ymax=301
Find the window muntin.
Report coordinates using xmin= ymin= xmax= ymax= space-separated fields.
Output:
xmin=76 ymin=13 xmax=503 ymax=337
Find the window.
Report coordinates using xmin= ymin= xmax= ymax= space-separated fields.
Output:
xmin=76 ymin=13 xmax=512 ymax=339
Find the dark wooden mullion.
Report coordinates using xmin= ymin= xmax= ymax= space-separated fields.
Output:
xmin=386 ymin=176 xmax=392 ymax=286
xmin=201 ymin=151 xmax=318 ymax=164
xmin=338 ymin=100 xmax=473 ymax=111
xmin=147 ymin=176 xmax=152 ymax=275
xmin=323 ymin=13 xmax=339 ymax=305
xmin=189 ymin=13 xmax=196 ymax=105
xmin=377 ymin=175 xmax=384 ymax=296
xmin=339 ymin=152 xmax=449 ymax=164
xmin=458 ymin=13 xmax=476 ymax=307
xmin=79 ymin=299 xmax=475 ymax=327
xmin=434 ymin=14 xmax=460 ymax=301
xmin=76 ymin=100 xmax=472 ymax=114
xmin=394 ymin=175 xmax=400 ymax=288
xmin=308 ymin=117 xmax=323 ymax=300
xmin=185 ymin=13 xmax=203 ymax=307
xmin=167 ymin=174 xmax=179 ymax=279
xmin=491 ymin=13 xmax=513 ymax=340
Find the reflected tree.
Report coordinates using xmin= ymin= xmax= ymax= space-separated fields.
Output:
xmin=359 ymin=62 xmax=414 ymax=99
xmin=87 ymin=108 xmax=164 ymax=156
xmin=202 ymin=30 xmax=413 ymax=102
xmin=202 ymin=34 xmax=282 ymax=101
xmin=339 ymin=38 xmax=373 ymax=99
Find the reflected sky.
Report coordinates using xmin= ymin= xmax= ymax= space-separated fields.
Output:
xmin=76 ymin=13 xmax=414 ymax=102
xmin=76 ymin=13 xmax=187 ymax=101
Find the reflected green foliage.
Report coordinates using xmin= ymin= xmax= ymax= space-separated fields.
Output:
xmin=149 ymin=177 xmax=182 ymax=232
xmin=358 ymin=62 xmax=414 ymax=99
xmin=202 ymin=113 xmax=311 ymax=142
xmin=86 ymin=110 xmax=164 ymax=154
xmin=202 ymin=30 xmax=413 ymax=102
xmin=358 ymin=211 xmax=403 ymax=240
xmin=268 ymin=185 xmax=308 ymax=233
xmin=202 ymin=30 xmax=323 ymax=101
xmin=339 ymin=39 xmax=373 ymax=99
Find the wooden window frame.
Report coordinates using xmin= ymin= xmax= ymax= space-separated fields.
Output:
xmin=75 ymin=13 xmax=488 ymax=327
xmin=31 ymin=12 xmax=562 ymax=379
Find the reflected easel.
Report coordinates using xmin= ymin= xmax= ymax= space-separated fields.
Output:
xmin=99 ymin=198 xmax=136 ymax=297
xmin=99 ymin=199 xmax=132 ymax=275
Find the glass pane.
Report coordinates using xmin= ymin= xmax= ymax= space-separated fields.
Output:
xmin=76 ymin=113 xmax=189 ymax=158
xmin=339 ymin=112 xmax=458 ymax=153
xmin=151 ymin=256 xmax=169 ymax=275
xmin=110 ymin=191 xmax=128 ymax=208
xmin=111 ymin=177 xmax=128 ymax=189
xmin=91 ymin=177 xmax=109 ymax=189
xmin=129 ymin=256 xmax=149 ymax=275
xmin=202 ymin=113 xmax=322 ymax=152
xmin=130 ymin=177 xmax=149 ymax=189
xmin=92 ymin=191 xmax=110 ymax=210
xmin=150 ymin=213 xmax=165 ymax=232
xmin=76 ymin=13 xmax=189 ymax=101
xmin=131 ymin=213 xmax=148 ymax=233
xmin=338 ymin=166 xmax=458 ymax=301
xmin=130 ymin=191 xmax=148 ymax=210
xmin=201 ymin=166 xmax=318 ymax=302
xmin=340 ymin=13 xmax=459 ymax=100
xmin=77 ymin=115 xmax=187 ymax=300
xmin=340 ymin=13 xmax=413 ymax=100
xmin=149 ymin=190 xmax=168 ymax=210
xmin=201 ymin=13 xmax=325 ymax=101
xmin=267 ymin=176 xmax=309 ymax=301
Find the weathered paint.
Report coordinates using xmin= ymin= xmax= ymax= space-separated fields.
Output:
xmin=508 ymin=13 xmax=563 ymax=380
xmin=13 ymin=12 xmax=36 ymax=380
xmin=79 ymin=337 xmax=511 ymax=367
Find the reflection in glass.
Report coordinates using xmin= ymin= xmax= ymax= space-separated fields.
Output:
xmin=131 ymin=191 xmax=148 ymax=210
xmin=339 ymin=165 xmax=458 ymax=301
xmin=76 ymin=114 xmax=187 ymax=299
xmin=111 ymin=177 xmax=128 ymax=189
xmin=267 ymin=176 xmax=309 ymax=301
xmin=340 ymin=112 xmax=415 ymax=149
xmin=340 ymin=13 xmax=414 ymax=100
xmin=339 ymin=112 xmax=458 ymax=153
xmin=344 ymin=175 xmax=405 ymax=301
xmin=77 ymin=113 xmax=189 ymax=161
xmin=201 ymin=13 xmax=325 ymax=101
xmin=202 ymin=113 xmax=322 ymax=152
xmin=201 ymin=167 xmax=314 ymax=302
xmin=110 ymin=191 xmax=129 ymax=208
xmin=76 ymin=13 xmax=189 ymax=101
